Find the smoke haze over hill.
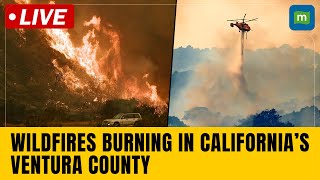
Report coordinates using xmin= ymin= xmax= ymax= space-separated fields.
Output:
xmin=169 ymin=46 xmax=320 ymax=126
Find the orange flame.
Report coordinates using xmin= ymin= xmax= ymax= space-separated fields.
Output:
xmin=52 ymin=59 xmax=88 ymax=91
xmin=47 ymin=17 xmax=167 ymax=112
xmin=14 ymin=0 xmax=30 ymax=4
xmin=14 ymin=0 xmax=167 ymax=113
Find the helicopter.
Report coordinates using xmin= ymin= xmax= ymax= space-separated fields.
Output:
xmin=227 ymin=14 xmax=258 ymax=55
xmin=227 ymin=14 xmax=258 ymax=37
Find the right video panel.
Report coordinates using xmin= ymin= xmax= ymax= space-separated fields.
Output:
xmin=169 ymin=0 xmax=320 ymax=127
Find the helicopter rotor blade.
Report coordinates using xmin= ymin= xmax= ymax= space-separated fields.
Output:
xmin=244 ymin=18 xmax=258 ymax=22
xmin=227 ymin=19 xmax=247 ymax=21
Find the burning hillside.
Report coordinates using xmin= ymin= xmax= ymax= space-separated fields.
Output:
xmin=45 ymin=15 xmax=167 ymax=113
xmin=3 ymin=0 xmax=176 ymax=126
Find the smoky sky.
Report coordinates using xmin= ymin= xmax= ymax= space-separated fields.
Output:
xmin=29 ymin=0 xmax=177 ymax=101
xmin=175 ymin=0 xmax=320 ymax=52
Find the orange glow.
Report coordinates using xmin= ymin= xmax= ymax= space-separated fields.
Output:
xmin=14 ymin=0 xmax=30 ymax=4
xmin=14 ymin=0 xmax=167 ymax=113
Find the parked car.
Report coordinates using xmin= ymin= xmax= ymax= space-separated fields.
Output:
xmin=101 ymin=113 xmax=142 ymax=127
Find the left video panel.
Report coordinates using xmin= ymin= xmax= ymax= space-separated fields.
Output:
xmin=1 ymin=0 xmax=177 ymax=127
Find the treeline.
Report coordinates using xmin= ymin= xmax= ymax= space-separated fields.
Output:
xmin=5 ymin=98 xmax=168 ymax=127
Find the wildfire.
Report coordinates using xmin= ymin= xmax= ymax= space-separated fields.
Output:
xmin=52 ymin=59 xmax=88 ymax=91
xmin=13 ymin=0 xmax=167 ymax=113
xmin=14 ymin=0 xmax=30 ymax=4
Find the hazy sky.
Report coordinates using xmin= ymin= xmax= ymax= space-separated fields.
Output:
xmin=174 ymin=0 xmax=320 ymax=52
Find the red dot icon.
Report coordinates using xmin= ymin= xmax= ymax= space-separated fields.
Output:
xmin=9 ymin=13 xmax=16 ymax=21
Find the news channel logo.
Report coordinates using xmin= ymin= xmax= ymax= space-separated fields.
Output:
xmin=289 ymin=5 xmax=315 ymax=30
